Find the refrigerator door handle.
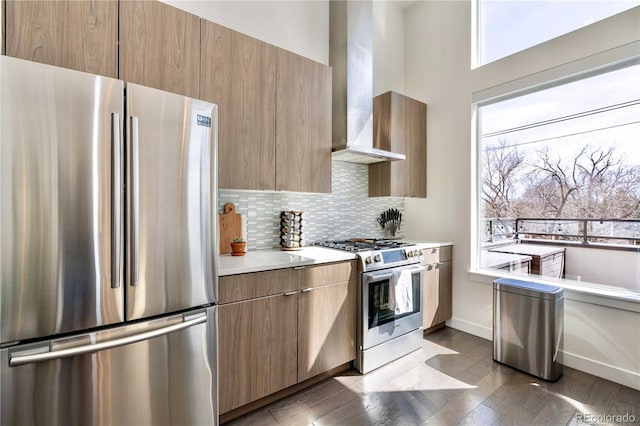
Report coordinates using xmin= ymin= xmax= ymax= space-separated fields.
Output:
xmin=9 ymin=313 xmax=207 ymax=366
xmin=111 ymin=113 xmax=122 ymax=289
xmin=202 ymin=134 xmax=214 ymax=293
xmin=130 ymin=115 xmax=140 ymax=286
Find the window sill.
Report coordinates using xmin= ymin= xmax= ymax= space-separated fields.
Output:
xmin=468 ymin=269 xmax=640 ymax=313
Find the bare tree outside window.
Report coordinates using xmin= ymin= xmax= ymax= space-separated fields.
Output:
xmin=482 ymin=144 xmax=640 ymax=242
xmin=482 ymin=139 xmax=524 ymax=218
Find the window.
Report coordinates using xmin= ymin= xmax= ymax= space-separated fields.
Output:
xmin=476 ymin=0 xmax=639 ymax=66
xmin=476 ymin=63 xmax=640 ymax=295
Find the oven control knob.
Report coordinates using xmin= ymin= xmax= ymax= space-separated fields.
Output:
xmin=407 ymin=250 xmax=414 ymax=257
xmin=374 ymin=254 xmax=382 ymax=262
xmin=365 ymin=256 xmax=372 ymax=264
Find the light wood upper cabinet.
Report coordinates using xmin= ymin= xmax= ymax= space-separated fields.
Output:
xmin=119 ymin=0 xmax=200 ymax=98
xmin=276 ymin=49 xmax=332 ymax=193
xmin=369 ymin=91 xmax=427 ymax=198
xmin=4 ymin=0 xmax=118 ymax=77
xmin=298 ymin=279 xmax=356 ymax=382
xmin=200 ymin=21 xmax=277 ymax=190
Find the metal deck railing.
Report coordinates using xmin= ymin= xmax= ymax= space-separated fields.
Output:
xmin=482 ymin=217 xmax=640 ymax=248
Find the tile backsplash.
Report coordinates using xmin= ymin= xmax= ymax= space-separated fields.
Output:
xmin=218 ymin=160 xmax=405 ymax=250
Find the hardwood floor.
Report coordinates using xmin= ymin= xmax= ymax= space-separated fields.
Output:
xmin=224 ymin=327 xmax=640 ymax=425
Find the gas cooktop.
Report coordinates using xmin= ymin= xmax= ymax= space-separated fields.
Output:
xmin=314 ymin=239 xmax=412 ymax=252
xmin=315 ymin=239 xmax=423 ymax=272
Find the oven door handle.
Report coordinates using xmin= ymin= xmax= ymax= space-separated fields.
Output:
xmin=362 ymin=271 xmax=393 ymax=285
xmin=363 ymin=264 xmax=425 ymax=284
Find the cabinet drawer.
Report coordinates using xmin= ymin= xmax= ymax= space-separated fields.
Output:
xmin=220 ymin=268 xmax=304 ymax=304
xmin=422 ymin=245 xmax=452 ymax=264
xmin=305 ymin=261 xmax=357 ymax=288
xmin=219 ymin=260 xmax=357 ymax=304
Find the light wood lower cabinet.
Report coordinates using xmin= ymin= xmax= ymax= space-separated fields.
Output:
xmin=218 ymin=261 xmax=356 ymax=414
xmin=298 ymin=280 xmax=356 ymax=382
xmin=422 ymin=245 xmax=453 ymax=331
xmin=219 ymin=293 xmax=298 ymax=413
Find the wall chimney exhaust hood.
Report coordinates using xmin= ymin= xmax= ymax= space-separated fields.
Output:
xmin=329 ymin=0 xmax=405 ymax=165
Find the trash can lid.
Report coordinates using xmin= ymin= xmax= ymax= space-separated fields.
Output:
xmin=494 ymin=278 xmax=564 ymax=300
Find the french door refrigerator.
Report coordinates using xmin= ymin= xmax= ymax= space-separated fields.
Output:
xmin=0 ymin=56 xmax=218 ymax=426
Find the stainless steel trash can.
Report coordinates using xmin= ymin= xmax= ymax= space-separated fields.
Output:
xmin=493 ymin=278 xmax=563 ymax=381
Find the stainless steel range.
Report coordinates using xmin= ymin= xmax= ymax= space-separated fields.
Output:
xmin=315 ymin=240 xmax=424 ymax=373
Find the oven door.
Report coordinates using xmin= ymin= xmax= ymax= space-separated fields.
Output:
xmin=361 ymin=264 xmax=424 ymax=349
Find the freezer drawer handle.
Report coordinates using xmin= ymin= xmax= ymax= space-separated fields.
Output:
xmin=9 ymin=314 xmax=207 ymax=366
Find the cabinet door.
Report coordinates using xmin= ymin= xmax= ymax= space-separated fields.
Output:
xmin=119 ymin=0 xmax=200 ymax=98
xmin=200 ymin=21 xmax=276 ymax=190
xmin=298 ymin=280 xmax=356 ymax=382
xmin=369 ymin=91 xmax=426 ymax=197
xmin=422 ymin=263 xmax=440 ymax=329
xmin=422 ymin=261 xmax=452 ymax=329
xmin=276 ymin=49 xmax=332 ymax=193
xmin=219 ymin=294 xmax=298 ymax=413
xmin=4 ymin=0 xmax=117 ymax=77
xmin=439 ymin=261 xmax=453 ymax=321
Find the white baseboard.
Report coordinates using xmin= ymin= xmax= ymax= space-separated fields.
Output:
xmin=446 ymin=317 xmax=492 ymax=340
xmin=446 ymin=316 xmax=640 ymax=391
xmin=562 ymin=350 xmax=640 ymax=391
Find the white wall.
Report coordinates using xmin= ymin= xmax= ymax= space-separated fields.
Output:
xmin=162 ymin=0 xmax=329 ymax=64
xmin=404 ymin=2 xmax=640 ymax=390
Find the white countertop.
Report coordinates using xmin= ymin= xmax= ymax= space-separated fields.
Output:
xmin=218 ymin=246 xmax=358 ymax=276
xmin=404 ymin=240 xmax=454 ymax=249
xmin=218 ymin=241 xmax=454 ymax=276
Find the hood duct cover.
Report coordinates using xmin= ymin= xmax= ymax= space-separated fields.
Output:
xmin=329 ymin=0 xmax=405 ymax=164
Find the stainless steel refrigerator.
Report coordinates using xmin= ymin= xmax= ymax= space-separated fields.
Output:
xmin=0 ymin=56 xmax=218 ymax=425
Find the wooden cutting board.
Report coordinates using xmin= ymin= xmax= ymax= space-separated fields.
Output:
xmin=219 ymin=203 xmax=243 ymax=254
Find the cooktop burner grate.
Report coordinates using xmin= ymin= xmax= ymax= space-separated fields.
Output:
xmin=314 ymin=239 xmax=411 ymax=252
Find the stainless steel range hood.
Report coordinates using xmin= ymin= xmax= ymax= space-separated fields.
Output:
xmin=329 ymin=0 xmax=405 ymax=165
